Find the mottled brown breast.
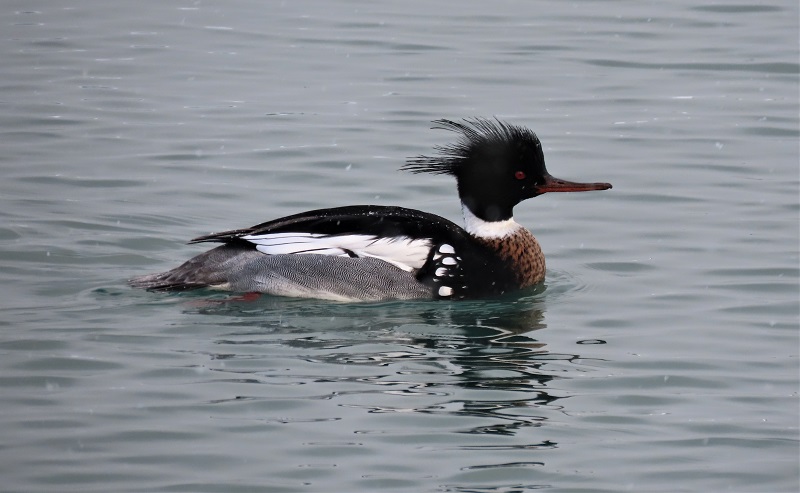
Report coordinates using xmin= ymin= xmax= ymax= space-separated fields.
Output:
xmin=475 ymin=228 xmax=545 ymax=288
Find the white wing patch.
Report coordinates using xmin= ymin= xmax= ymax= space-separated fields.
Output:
xmin=241 ymin=232 xmax=432 ymax=272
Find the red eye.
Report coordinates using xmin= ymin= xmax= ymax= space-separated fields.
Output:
xmin=514 ymin=171 xmax=526 ymax=180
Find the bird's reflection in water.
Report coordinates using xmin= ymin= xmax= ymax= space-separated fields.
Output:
xmin=190 ymin=288 xmax=591 ymax=438
xmin=169 ymin=287 xmax=596 ymax=490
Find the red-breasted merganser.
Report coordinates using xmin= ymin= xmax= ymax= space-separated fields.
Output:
xmin=129 ymin=118 xmax=611 ymax=301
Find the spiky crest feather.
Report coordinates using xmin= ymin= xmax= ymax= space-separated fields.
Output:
xmin=401 ymin=117 xmax=541 ymax=176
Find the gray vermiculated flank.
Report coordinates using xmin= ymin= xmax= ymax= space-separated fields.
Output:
xmin=130 ymin=245 xmax=432 ymax=301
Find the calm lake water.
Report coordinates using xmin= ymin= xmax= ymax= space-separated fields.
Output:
xmin=1 ymin=1 xmax=798 ymax=492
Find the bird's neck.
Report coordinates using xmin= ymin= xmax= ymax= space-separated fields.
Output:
xmin=461 ymin=203 xmax=522 ymax=239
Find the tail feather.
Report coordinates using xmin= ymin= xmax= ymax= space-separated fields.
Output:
xmin=129 ymin=244 xmax=258 ymax=292
xmin=128 ymin=275 xmax=210 ymax=292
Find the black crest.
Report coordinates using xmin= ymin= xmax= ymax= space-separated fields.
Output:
xmin=402 ymin=117 xmax=542 ymax=176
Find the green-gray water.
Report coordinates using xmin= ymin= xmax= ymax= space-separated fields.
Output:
xmin=1 ymin=1 xmax=798 ymax=491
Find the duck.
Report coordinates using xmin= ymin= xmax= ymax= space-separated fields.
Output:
xmin=129 ymin=118 xmax=611 ymax=301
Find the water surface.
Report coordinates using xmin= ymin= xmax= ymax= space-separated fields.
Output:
xmin=1 ymin=1 xmax=798 ymax=492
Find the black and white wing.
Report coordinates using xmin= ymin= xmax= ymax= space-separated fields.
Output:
xmin=189 ymin=205 xmax=472 ymax=275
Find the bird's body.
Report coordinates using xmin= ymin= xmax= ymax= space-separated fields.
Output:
xmin=129 ymin=118 xmax=611 ymax=301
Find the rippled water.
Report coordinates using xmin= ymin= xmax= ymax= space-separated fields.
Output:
xmin=1 ymin=1 xmax=798 ymax=492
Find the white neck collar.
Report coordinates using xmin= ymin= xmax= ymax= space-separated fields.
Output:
xmin=461 ymin=203 xmax=522 ymax=239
